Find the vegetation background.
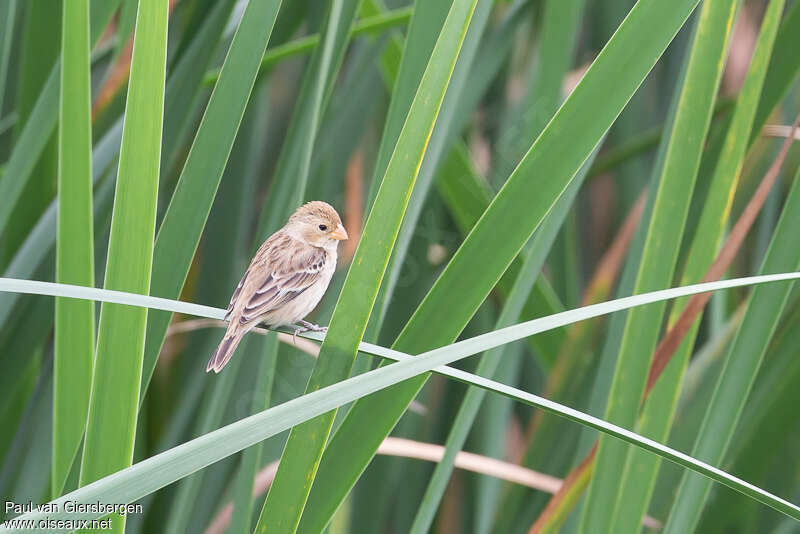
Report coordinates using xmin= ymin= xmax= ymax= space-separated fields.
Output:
xmin=0 ymin=0 xmax=799 ymax=532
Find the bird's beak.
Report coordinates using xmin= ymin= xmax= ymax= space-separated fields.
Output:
xmin=331 ymin=224 xmax=349 ymax=240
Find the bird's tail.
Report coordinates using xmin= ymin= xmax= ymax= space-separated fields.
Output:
xmin=207 ymin=327 xmax=245 ymax=373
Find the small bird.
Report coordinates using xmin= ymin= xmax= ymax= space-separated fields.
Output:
xmin=206 ymin=201 xmax=348 ymax=373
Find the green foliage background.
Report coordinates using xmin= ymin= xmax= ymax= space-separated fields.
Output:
xmin=0 ymin=0 xmax=799 ymax=533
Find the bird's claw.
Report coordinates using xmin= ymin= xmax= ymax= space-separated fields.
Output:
xmin=292 ymin=327 xmax=306 ymax=345
xmin=299 ymin=320 xmax=327 ymax=332
xmin=292 ymin=321 xmax=328 ymax=345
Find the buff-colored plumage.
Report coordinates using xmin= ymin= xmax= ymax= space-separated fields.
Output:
xmin=207 ymin=201 xmax=347 ymax=373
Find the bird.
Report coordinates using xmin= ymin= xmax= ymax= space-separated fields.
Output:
xmin=206 ymin=201 xmax=348 ymax=373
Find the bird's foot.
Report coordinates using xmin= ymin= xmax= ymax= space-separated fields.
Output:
xmin=292 ymin=326 xmax=308 ymax=345
xmin=299 ymin=320 xmax=327 ymax=333
xmin=291 ymin=321 xmax=328 ymax=345
xmin=291 ymin=321 xmax=327 ymax=345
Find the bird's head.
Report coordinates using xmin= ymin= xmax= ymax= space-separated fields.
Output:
xmin=286 ymin=201 xmax=348 ymax=249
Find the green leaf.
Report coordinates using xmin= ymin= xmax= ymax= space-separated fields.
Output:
xmin=435 ymin=0 xmax=579 ymax=373
xmin=368 ymin=0 xmax=536 ymax=355
xmin=0 ymin=71 xmax=58 ymax=244
xmin=140 ymin=0 xmax=284 ymax=398
xmin=252 ymin=0 xmax=362 ymax=244
xmin=365 ymin=0 xmax=463 ymax=335
xmin=0 ymin=0 xmax=229 ymax=355
xmin=161 ymin=75 xmax=278 ymax=533
xmin=751 ymin=0 xmax=800 ymax=143
xmin=3 ymin=274 xmax=800 ymax=532
xmin=299 ymin=1 xmax=704 ymax=530
xmin=0 ymin=0 xmax=119 ymax=243
xmin=2 ymin=356 xmax=51 ymax=509
xmin=0 ymin=169 xmax=116 ymax=446
xmin=436 ymin=145 xmax=566 ymax=369
xmin=160 ymin=0 xmax=239 ymax=173
xmin=0 ymin=118 xmax=119 ymax=331
xmin=611 ymin=0 xmax=787 ymax=530
xmin=700 ymin=299 xmax=800 ymax=530
xmin=491 ymin=0 xmax=585 ymax=184
xmin=0 ymin=0 xmax=16 ymax=113
xmin=3 ymin=1 xmax=61 ymax=266
xmin=362 ymin=0 xmax=453 ymax=213
xmin=663 ymin=171 xmax=800 ymax=530
xmin=581 ymin=0 xmax=737 ymax=532
xmin=201 ymin=6 xmax=414 ymax=86
xmin=53 ymin=0 xmax=95 ymax=498
xmin=409 ymin=146 xmax=599 ymax=533
xmin=78 ymin=3 xmax=168 ymax=534
xmin=114 ymin=0 xmax=137 ymax=59
xmin=563 ymin=0 xmax=800 ymax=524
xmin=439 ymin=1 xmax=589 ymax=513
xmin=0 ymin=298 xmax=51 ymax=467
xmin=255 ymin=1 xmax=480 ymax=531
xmin=164 ymin=345 xmax=246 ymax=532
xmin=578 ymin=1 xmax=739 ymax=530
xmin=229 ymin=333 xmax=279 ymax=534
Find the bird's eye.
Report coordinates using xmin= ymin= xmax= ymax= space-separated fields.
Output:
xmin=318 ymin=224 xmax=327 ymax=231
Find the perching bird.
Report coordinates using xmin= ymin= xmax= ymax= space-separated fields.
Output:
xmin=206 ymin=201 xmax=348 ymax=373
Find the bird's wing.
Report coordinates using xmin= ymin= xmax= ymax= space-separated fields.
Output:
xmin=230 ymin=234 xmax=328 ymax=325
xmin=224 ymin=270 xmax=247 ymax=320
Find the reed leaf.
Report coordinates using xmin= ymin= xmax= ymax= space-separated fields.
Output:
xmin=2 ymin=274 xmax=800 ymax=532
xmin=300 ymin=1 xmax=704 ymax=530
xmin=255 ymin=1 xmax=480 ymax=531
xmin=52 ymin=0 xmax=95 ymax=498
xmin=78 ymin=2 xmax=168 ymax=533
xmin=579 ymin=0 xmax=739 ymax=530
xmin=610 ymin=1 xmax=786 ymax=529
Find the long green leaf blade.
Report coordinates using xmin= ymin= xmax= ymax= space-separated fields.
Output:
xmin=6 ymin=274 xmax=792 ymax=357
xmin=299 ymin=0 xmax=704 ymax=530
xmin=550 ymin=0 xmax=800 ymax=526
xmin=0 ymin=0 xmax=119 ymax=242
xmin=611 ymin=1 xmax=786 ymax=530
xmin=5 ymin=1 xmax=61 ymax=267
xmin=437 ymin=1 xmax=585 ymax=517
xmin=408 ymin=152 xmax=596 ymax=533
xmin=255 ymin=1 xmax=480 ymax=531
xmin=229 ymin=333 xmax=278 ymax=534
xmin=363 ymin=0 xmax=455 ymax=334
xmin=3 ymin=274 xmax=800 ymax=532
xmin=252 ymin=0 xmax=365 ymax=245
xmin=362 ymin=0 xmax=453 ymax=212
xmin=436 ymin=145 xmax=565 ymax=368
xmin=701 ymin=300 xmax=800 ymax=530
xmin=0 ymin=0 xmax=16 ymax=116
xmin=140 ymin=0 xmax=283 ymax=397
xmin=663 ymin=171 xmax=800 ymax=531
xmin=201 ymin=6 xmax=414 ymax=86
xmin=160 ymin=0 xmax=239 ymax=172
xmin=0 ymin=0 xmax=247 ymax=329
xmin=52 ymin=0 xmax=95 ymax=498
xmin=162 ymin=46 xmax=294 ymax=530
xmin=578 ymin=1 xmax=738 ymax=530
xmin=752 ymin=0 xmax=800 ymax=142
xmin=78 ymin=2 xmax=167 ymax=532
